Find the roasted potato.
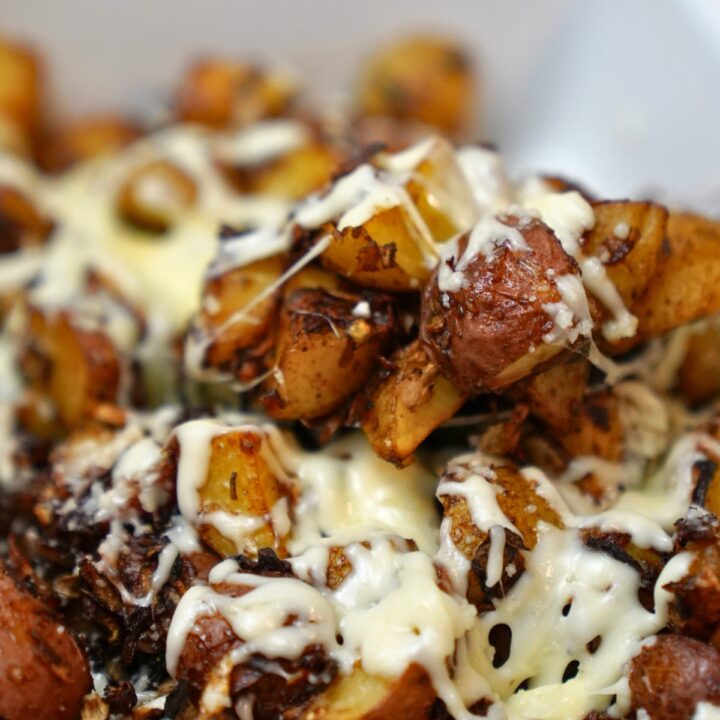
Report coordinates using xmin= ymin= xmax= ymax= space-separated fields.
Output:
xmin=667 ymin=513 xmax=720 ymax=639
xmin=421 ymin=216 xmax=587 ymax=393
xmin=439 ymin=456 xmax=564 ymax=610
xmin=262 ymin=287 xmax=395 ymax=420
xmin=224 ymin=142 xmax=341 ymax=201
xmin=357 ymin=339 xmax=467 ymax=465
xmin=0 ymin=184 xmax=53 ymax=253
xmin=304 ymin=664 xmax=436 ymax=720
xmin=609 ymin=213 xmax=720 ymax=353
xmin=117 ymin=159 xmax=198 ymax=232
xmin=358 ymin=36 xmax=473 ymax=135
xmin=175 ymin=58 xmax=295 ymax=128
xmin=174 ymin=565 xmax=336 ymax=719
xmin=191 ymin=254 xmax=285 ymax=382
xmin=678 ymin=321 xmax=720 ymax=406
xmin=628 ymin=635 xmax=720 ymax=720
xmin=0 ymin=37 xmax=41 ymax=156
xmin=39 ymin=115 xmax=142 ymax=172
xmin=20 ymin=307 xmax=123 ymax=430
xmin=192 ymin=428 xmax=292 ymax=557
xmin=582 ymin=201 xmax=669 ymax=310
xmin=0 ymin=561 xmax=91 ymax=720
xmin=323 ymin=202 xmax=438 ymax=292
xmin=377 ymin=136 xmax=476 ymax=242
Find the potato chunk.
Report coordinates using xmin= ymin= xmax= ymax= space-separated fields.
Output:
xmin=190 ymin=254 xmax=285 ymax=382
xmin=358 ymin=36 xmax=473 ymax=135
xmin=175 ymin=58 xmax=294 ymax=128
xmin=225 ymin=142 xmax=340 ymax=201
xmin=195 ymin=428 xmax=291 ymax=557
xmin=358 ymin=340 xmax=466 ymax=464
xmin=262 ymin=288 xmax=395 ymax=420
xmin=39 ymin=115 xmax=141 ymax=172
xmin=304 ymin=664 xmax=436 ymax=720
xmin=582 ymin=201 xmax=668 ymax=308
xmin=20 ymin=307 xmax=122 ymax=430
xmin=422 ymin=216 xmax=586 ymax=393
xmin=377 ymin=136 xmax=477 ymax=241
xmin=117 ymin=159 xmax=198 ymax=232
xmin=0 ymin=184 xmax=53 ymax=254
xmin=629 ymin=635 xmax=720 ymax=720
xmin=610 ymin=213 xmax=720 ymax=352
xmin=0 ymin=37 xmax=41 ymax=156
xmin=678 ymin=322 xmax=720 ymax=406
xmin=0 ymin=562 xmax=91 ymax=720
xmin=439 ymin=457 xmax=564 ymax=611
xmin=323 ymin=203 xmax=437 ymax=292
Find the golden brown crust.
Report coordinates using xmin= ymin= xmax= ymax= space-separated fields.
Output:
xmin=356 ymin=339 xmax=467 ymax=465
xmin=262 ymin=287 xmax=395 ymax=421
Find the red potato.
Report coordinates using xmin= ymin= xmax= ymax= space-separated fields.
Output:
xmin=629 ymin=635 xmax=720 ymax=720
xmin=0 ymin=562 xmax=91 ymax=720
xmin=421 ymin=216 xmax=586 ymax=394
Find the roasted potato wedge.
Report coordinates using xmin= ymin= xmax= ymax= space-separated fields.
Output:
xmin=193 ymin=254 xmax=285 ymax=381
xmin=20 ymin=307 xmax=122 ymax=430
xmin=175 ymin=58 xmax=294 ymax=128
xmin=358 ymin=36 xmax=473 ymax=135
xmin=582 ymin=201 xmax=669 ymax=308
xmin=609 ymin=213 xmax=720 ymax=353
xmin=225 ymin=142 xmax=340 ymax=201
xmin=117 ymin=159 xmax=198 ymax=232
xmin=358 ymin=339 xmax=467 ymax=465
xmin=304 ymin=664 xmax=436 ymax=720
xmin=262 ymin=288 xmax=395 ymax=420
xmin=194 ymin=428 xmax=291 ymax=557
xmin=39 ymin=115 xmax=142 ymax=172
xmin=520 ymin=357 xmax=591 ymax=435
xmin=0 ymin=562 xmax=91 ymax=720
xmin=323 ymin=203 xmax=437 ymax=292
xmin=0 ymin=37 xmax=41 ymax=156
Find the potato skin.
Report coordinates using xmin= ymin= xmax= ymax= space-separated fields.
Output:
xmin=629 ymin=635 xmax=720 ymax=719
xmin=0 ymin=563 xmax=91 ymax=720
xmin=421 ymin=217 xmax=583 ymax=394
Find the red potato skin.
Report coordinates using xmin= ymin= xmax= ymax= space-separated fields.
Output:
xmin=0 ymin=564 xmax=91 ymax=720
xmin=421 ymin=217 xmax=583 ymax=394
xmin=629 ymin=635 xmax=720 ymax=720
